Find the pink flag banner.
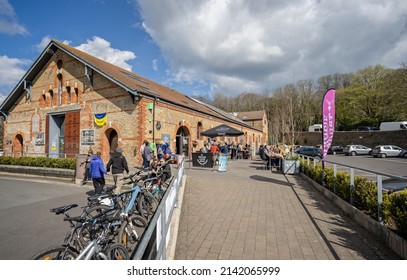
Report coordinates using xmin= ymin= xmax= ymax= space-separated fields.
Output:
xmin=322 ymin=89 xmax=336 ymax=160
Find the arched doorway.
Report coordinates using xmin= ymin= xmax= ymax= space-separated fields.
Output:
xmin=176 ymin=126 xmax=190 ymax=158
xmin=13 ymin=134 xmax=23 ymax=157
xmin=105 ymin=128 xmax=118 ymax=155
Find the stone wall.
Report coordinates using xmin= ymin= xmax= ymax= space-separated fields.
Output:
xmin=295 ymin=130 xmax=407 ymax=149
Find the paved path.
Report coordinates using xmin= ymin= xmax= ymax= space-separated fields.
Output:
xmin=174 ymin=158 xmax=400 ymax=260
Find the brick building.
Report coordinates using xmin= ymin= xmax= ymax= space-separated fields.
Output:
xmin=233 ymin=111 xmax=269 ymax=144
xmin=0 ymin=39 xmax=263 ymax=166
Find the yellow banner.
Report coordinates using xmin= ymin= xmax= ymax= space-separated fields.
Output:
xmin=94 ymin=113 xmax=107 ymax=126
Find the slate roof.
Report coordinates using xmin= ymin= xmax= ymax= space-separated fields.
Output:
xmin=1 ymin=39 xmax=259 ymax=131
xmin=235 ymin=110 xmax=266 ymax=121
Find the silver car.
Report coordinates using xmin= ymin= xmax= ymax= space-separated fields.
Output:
xmin=343 ymin=145 xmax=372 ymax=156
xmin=372 ymin=145 xmax=405 ymax=158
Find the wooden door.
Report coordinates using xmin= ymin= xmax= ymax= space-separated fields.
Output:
xmin=64 ymin=111 xmax=80 ymax=157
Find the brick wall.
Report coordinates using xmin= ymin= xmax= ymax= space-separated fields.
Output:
xmin=2 ymin=49 xmax=264 ymax=167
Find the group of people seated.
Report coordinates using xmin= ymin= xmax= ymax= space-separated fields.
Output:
xmin=259 ymin=144 xmax=290 ymax=171
xmin=145 ymin=157 xmax=172 ymax=188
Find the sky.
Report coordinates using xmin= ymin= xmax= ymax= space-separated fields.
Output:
xmin=1 ymin=0 xmax=407 ymax=105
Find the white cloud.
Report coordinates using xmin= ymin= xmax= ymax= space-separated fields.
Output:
xmin=35 ymin=36 xmax=53 ymax=52
xmin=135 ymin=0 xmax=407 ymax=96
xmin=35 ymin=36 xmax=72 ymax=53
xmin=0 ymin=0 xmax=27 ymax=35
xmin=0 ymin=55 xmax=30 ymax=86
xmin=152 ymin=59 xmax=158 ymax=71
xmin=0 ymin=55 xmax=31 ymax=103
xmin=75 ymin=36 xmax=136 ymax=71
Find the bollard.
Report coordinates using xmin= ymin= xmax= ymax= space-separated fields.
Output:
xmin=377 ymin=175 xmax=383 ymax=224
xmin=350 ymin=168 xmax=354 ymax=205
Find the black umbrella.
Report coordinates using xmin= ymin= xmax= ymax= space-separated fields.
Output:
xmin=201 ymin=124 xmax=244 ymax=137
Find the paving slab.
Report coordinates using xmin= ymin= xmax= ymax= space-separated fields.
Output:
xmin=174 ymin=158 xmax=401 ymax=260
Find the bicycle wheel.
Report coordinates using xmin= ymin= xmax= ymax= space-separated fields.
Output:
xmin=31 ymin=245 xmax=78 ymax=260
xmin=137 ymin=192 xmax=158 ymax=221
xmin=106 ymin=243 xmax=129 ymax=260
xmin=117 ymin=215 xmax=148 ymax=253
xmin=79 ymin=205 xmax=117 ymax=247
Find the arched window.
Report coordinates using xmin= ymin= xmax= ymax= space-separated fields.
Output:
xmin=57 ymin=59 xmax=63 ymax=106
xmin=49 ymin=89 xmax=54 ymax=107
xmin=66 ymin=86 xmax=71 ymax=104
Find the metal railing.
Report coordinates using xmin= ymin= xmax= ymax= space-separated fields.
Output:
xmin=299 ymin=155 xmax=407 ymax=224
xmin=133 ymin=158 xmax=185 ymax=260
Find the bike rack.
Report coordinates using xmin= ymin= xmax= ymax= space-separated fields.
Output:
xmin=132 ymin=158 xmax=185 ymax=260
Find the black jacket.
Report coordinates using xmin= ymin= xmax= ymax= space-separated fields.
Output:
xmin=106 ymin=154 xmax=129 ymax=174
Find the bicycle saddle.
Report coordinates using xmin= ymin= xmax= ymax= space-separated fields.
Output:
xmin=50 ymin=204 xmax=78 ymax=215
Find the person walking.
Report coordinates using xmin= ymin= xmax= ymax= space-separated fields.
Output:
xmin=90 ymin=151 xmax=107 ymax=194
xmin=106 ymin=147 xmax=129 ymax=194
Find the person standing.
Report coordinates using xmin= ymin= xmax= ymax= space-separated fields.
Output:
xmin=90 ymin=151 xmax=107 ymax=194
xmin=106 ymin=147 xmax=129 ymax=194
xmin=140 ymin=140 xmax=146 ymax=167
xmin=210 ymin=142 xmax=219 ymax=169
xmin=157 ymin=140 xmax=165 ymax=160
xmin=81 ymin=152 xmax=92 ymax=185
xmin=220 ymin=142 xmax=229 ymax=156
xmin=230 ymin=141 xmax=236 ymax=160
xmin=143 ymin=141 xmax=152 ymax=168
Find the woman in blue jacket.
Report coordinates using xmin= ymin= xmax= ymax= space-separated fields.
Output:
xmin=90 ymin=151 xmax=107 ymax=194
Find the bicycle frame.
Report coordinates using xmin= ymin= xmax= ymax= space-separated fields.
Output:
xmin=75 ymin=239 xmax=107 ymax=260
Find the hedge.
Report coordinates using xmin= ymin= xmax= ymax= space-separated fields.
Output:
xmin=0 ymin=156 xmax=76 ymax=170
xmin=301 ymin=160 xmax=407 ymax=239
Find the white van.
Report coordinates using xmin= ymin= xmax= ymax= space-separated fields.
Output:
xmin=308 ymin=124 xmax=322 ymax=132
xmin=379 ymin=121 xmax=407 ymax=131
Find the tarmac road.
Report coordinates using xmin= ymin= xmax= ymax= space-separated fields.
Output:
xmin=0 ymin=175 xmax=93 ymax=260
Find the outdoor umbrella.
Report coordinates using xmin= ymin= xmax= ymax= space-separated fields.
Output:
xmin=201 ymin=124 xmax=244 ymax=137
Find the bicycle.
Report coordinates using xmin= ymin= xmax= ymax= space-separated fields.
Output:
xmin=75 ymin=214 xmax=129 ymax=260
xmin=30 ymin=204 xmax=101 ymax=259
xmin=31 ymin=204 xmax=129 ymax=260
xmin=120 ymin=171 xmax=159 ymax=221
xmin=84 ymin=181 xmax=149 ymax=256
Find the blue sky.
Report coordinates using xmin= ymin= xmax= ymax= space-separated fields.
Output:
xmin=1 ymin=0 xmax=407 ymax=104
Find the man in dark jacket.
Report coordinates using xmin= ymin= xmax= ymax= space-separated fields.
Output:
xmin=106 ymin=147 xmax=129 ymax=194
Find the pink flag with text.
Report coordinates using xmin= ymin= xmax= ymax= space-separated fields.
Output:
xmin=322 ymin=88 xmax=336 ymax=160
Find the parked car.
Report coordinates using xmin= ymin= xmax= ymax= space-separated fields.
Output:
xmin=379 ymin=121 xmax=407 ymax=131
xmin=372 ymin=145 xmax=407 ymax=158
xmin=327 ymin=145 xmax=344 ymax=155
xmin=343 ymin=145 xmax=372 ymax=156
xmin=294 ymin=146 xmax=322 ymax=159
xmin=357 ymin=126 xmax=376 ymax=131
